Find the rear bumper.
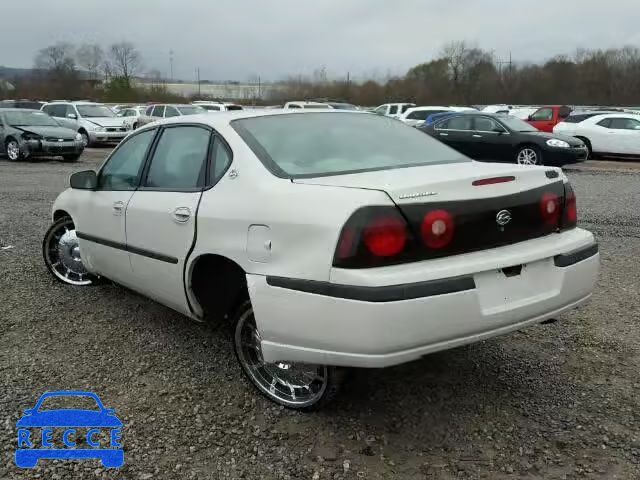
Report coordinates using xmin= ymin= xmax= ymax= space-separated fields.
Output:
xmin=248 ymin=230 xmax=599 ymax=368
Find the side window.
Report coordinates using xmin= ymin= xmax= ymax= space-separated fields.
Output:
xmin=401 ymin=105 xmax=412 ymax=113
xmin=50 ymin=105 xmax=66 ymax=117
xmin=288 ymin=104 xmax=301 ymax=109
xmin=151 ymin=105 xmax=165 ymax=117
xmin=65 ymin=105 xmax=77 ymax=118
xmin=531 ymin=108 xmax=553 ymax=121
xmin=164 ymin=106 xmax=179 ymax=118
xmin=441 ymin=116 xmax=473 ymax=131
xmin=475 ymin=117 xmax=504 ymax=132
xmin=374 ymin=106 xmax=387 ymax=115
xmin=609 ymin=118 xmax=640 ymax=130
xmin=145 ymin=126 xmax=211 ymax=190
xmin=388 ymin=105 xmax=398 ymax=115
xmin=98 ymin=129 xmax=156 ymax=191
xmin=210 ymin=137 xmax=232 ymax=185
xmin=42 ymin=105 xmax=54 ymax=115
xmin=597 ymin=118 xmax=612 ymax=128
xmin=146 ymin=106 xmax=154 ymax=116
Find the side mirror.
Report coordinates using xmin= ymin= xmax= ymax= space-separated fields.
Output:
xmin=67 ymin=113 xmax=77 ymax=119
xmin=70 ymin=170 xmax=97 ymax=190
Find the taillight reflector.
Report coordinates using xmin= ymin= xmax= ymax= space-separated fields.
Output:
xmin=421 ymin=210 xmax=455 ymax=249
xmin=472 ymin=176 xmax=515 ymax=186
xmin=363 ymin=217 xmax=407 ymax=257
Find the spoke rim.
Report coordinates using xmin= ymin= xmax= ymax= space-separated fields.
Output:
xmin=235 ymin=308 xmax=328 ymax=407
xmin=7 ymin=141 xmax=20 ymax=160
xmin=44 ymin=220 xmax=92 ymax=286
xmin=517 ymin=148 xmax=537 ymax=165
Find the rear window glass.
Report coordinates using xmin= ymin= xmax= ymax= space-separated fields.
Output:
xmin=232 ymin=113 xmax=467 ymax=178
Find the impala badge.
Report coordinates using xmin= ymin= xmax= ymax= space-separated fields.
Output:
xmin=496 ymin=209 xmax=512 ymax=230
xmin=398 ymin=191 xmax=438 ymax=200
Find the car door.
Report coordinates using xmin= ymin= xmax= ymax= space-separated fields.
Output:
xmin=434 ymin=115 xmax=476 ymax=157
xmin=472 ymin=116 xmax=513 ymax=162
xmin=589 ymin=118 xmax=617 ymax=154
xmin=74 ymin=128 xmax=157 ymax=285
xmin=528 ymin=107 xmax=555 ymax=132
xmin=124 ymin=124 xmax=213 ymax=315
xmin=606 ymin=117 xmax=640 ymax=155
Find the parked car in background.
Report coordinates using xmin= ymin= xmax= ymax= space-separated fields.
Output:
xmin=110 ymin=105 xmax=134 ymax=114
xmin=192 ymin=101 xmax=244 ymax=112
xmin=0 ymin=99 xmax=45 ymax=110
xmin=0 ymin=109 xmax=83 ymax=161
xmin=526 ymin=105 xmax=572 ymax=132
xmin=136 ymin=104 xmax=207 ymax=128
xmin=552 ymin=113 xmax=640 ymax=158
xmin=398 ymin=107 xmax=453 ymax=127
xmin=420 ymin=112 xmax=588 ymax=166
xmin=43 ymin=110 xmax=598 ymax=410
xmin=41 ymin=101 xmax=130 ymax=147
xmin=373 ymin=103 xmax=415 ymax=118
xmin=116 ymin=106 xmax=149 ymax=130
xmin=325 ymin=102 xmax=358 ymax=110
xmin=283 ymin=101 xmax=332 ymax=110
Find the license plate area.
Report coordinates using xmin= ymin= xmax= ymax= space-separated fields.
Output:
xmin=475 ymin=258 xmax=560 ymax=314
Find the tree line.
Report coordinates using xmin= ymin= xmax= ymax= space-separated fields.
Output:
xmin=2 ymin=40 xmax=640 ymax=106
xmin=275 ymin=41 xmax=640 ymax=107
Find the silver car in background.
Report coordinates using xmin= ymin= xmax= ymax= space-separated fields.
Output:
xmin=136 ymin=104 xmax=206 ymax=128
xmin=41 ymin=101 xmax=131 ymax=147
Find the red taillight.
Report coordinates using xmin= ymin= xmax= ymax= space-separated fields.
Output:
xmin=540 ymin=193 xmax=561 ymax=226
xmin=421 ymin=210 xmax=455 ymax=249
xmin=336 ymin=228 xmax=356 ymax=259
xmin=562 ymin=183 xmax=577 ymax=228
xmin=363 ymin=217 xmax=407 ymax=257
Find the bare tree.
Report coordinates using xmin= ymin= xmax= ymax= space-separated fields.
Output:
xmin=108 ymin=42 xmax=142 ymax=84
xmin=76 ymin=44 xmax=104 ymax=80
xmin=34 ymin=43 xmax=76 ymax=73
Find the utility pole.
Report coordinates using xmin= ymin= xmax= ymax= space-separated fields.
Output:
xmin=196 ymin=67 xmax=201 ymax=97
xmin=169 ymin=50 xmax=174 ymax=82
xmin=257 ymin=75 xmax=261 ymax=101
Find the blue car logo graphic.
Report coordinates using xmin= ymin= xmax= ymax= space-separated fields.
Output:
xmin=15 ymin=391 xmax=123 ymax=468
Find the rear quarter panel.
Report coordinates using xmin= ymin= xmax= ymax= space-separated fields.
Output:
xmin=189 ymin=126 xmax=392 ymax=282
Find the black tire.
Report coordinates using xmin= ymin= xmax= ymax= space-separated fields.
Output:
xmin=42 ymin=216 xmax=99 ymax=286
xmin=516 ymin=145 xmax=543 ymax=166
xmin=577 ymin=137 xmax=592 ymax=159
xmin=132 ymin=122 xmax=138 ymax=130
xmin=231 ymin=300 xmax=344 ymax=411
xmin=5 ymin=138 xmax=22 ymax=162
xmin=79 ymin=130 xmax=90 ymax=148
xmin=61 ymin=153 xmax=81 ymax=162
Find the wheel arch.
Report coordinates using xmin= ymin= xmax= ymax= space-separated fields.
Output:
xmin=187 ymin=253 xmax=248 ymax=322
xmin=53 ymin=209 xmax=71 ymax=222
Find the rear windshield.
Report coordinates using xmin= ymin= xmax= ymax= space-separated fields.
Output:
xmin=303 ymin=104 xmax=331 ymax=109
xmin=232 ymin=113 xmax=467 ymax=178
xmin=407 ymin=109 xmax=448 ymax=120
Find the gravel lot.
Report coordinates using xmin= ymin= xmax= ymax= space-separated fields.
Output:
xmin=1 ymin=150 xmax=639 ymax=479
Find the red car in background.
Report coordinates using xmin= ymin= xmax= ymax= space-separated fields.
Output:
xmin=526 ymin=105 xmax=572 ymax=132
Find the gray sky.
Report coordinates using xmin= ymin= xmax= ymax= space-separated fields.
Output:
xmin=2 ymin=0 xmax=640 ymax=82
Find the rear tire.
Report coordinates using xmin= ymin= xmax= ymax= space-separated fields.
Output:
xmin=79 ymin=130 xmax=90 ymax=148
xmin=232 ymin=300 xmax=343 ymax=410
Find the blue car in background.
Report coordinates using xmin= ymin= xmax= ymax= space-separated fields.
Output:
xmin=15 ymin=391 xmax=123 ymax=468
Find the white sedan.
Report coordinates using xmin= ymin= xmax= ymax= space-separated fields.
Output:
xmin=553 ymin=113 xmax=640 ymax=157
xmin=43 ymin=111 xmax=599 ymax=410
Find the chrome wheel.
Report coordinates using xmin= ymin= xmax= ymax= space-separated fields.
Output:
xmin=6 ymin=140 xmax=20 ymax=161
xmin=517 ymin=147 xmax=539 ymax=165
xmin=234 ymin=305 xmax=330 ymax=408
xmin=43 ymin=217 xmax=93 ymax=286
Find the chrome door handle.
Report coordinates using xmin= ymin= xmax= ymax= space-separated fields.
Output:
xmin=472 ymin=134 xmax=482 ymax=138
xmin=113 ymin=201 xmax=125 ymax=215
xmin=439 ymin=132 xmax=449 ymax=136
xmin=172 ymin=207 xmax=191 ymax=223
